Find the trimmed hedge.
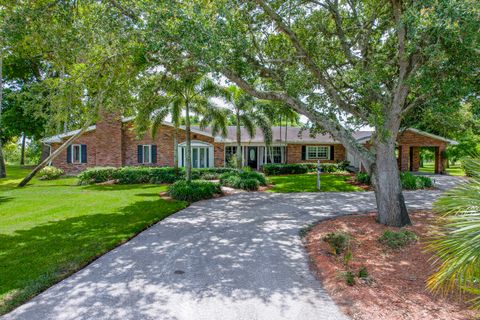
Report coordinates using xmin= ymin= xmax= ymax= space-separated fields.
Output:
xmin=77 ymin=166 xmax=238 ymax=185
xmin=262 ymin=163 xmax=346 ymax=175
xmin=355 ymin=172 xmax=433 ymax=190
xmin=220 ymin=171 xmax=267 ymax=191
xmin=168 ymin=180 xmax=221 ymax=202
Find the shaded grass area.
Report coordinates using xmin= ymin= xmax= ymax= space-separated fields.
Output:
xmin=419 ymin=162 xmax=465 ymax=176
xmin=267 ymin=173 xmax=363 ymax=193
xmin=0 ymin=165 xmax=186 ymax=314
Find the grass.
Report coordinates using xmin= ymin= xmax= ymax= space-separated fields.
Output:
xmin=419 ymin=162 xmax=465 ymax=176
xmin=0 ymin=165 xmax=187 ymax=315
xmin=267 ymin=173 xmax=363 ymax=192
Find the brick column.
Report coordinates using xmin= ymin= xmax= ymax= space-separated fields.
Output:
xmin=95 ymin=111 xmax=123 ymax=167
xmin=399 ymin=145 xmax=410 ymax=172
xmin=435 ymin=146 xmax=446 ymax=174
xmin=411 ymin=147 xmax=420 ymax=172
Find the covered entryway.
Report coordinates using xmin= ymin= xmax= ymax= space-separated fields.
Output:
xmin=396 ymin=129 xmax=457 ymax=174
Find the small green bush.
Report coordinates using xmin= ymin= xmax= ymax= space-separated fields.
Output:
xmin=168 ymin=180 xmax=221 ymax=202
xmin=356 ymin=172 xmax=371 ymax=185
xmin=400 ymin=172 xmax=418 ymax=190
xmin=220 ymin=170 xmax=266 ymax=190
xmin=358 ymin=266 xmax=368 ymax=279
xmin=379 ymin=229 xmax=417 ymax=249
xmin=324 ymin=232 xmax=351 ymax=255
xmin=342 ymin=271 xmax=356 ymax=286
xmin=400 ymin=172 xmax=433 ymax=190
xmin=38 ymin=166 xmax=64 ymax=180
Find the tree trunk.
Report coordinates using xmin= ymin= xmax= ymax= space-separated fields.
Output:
xmin=18 ymin=123 xmax=90 ymax=187
xmin=0 ymin=46 xmax=5 ymax=178
xmin=20 ymin=133 xmax=26 ymax=165
xmin=185 ymin=100 xmax=192 ymax=182
xmin=236 ymin=111 xmax=242 ymax=169
xmin=173 ymin=126 xmax=179 ymax=171
xmin=370 ymin=139 xmax=411 ymax=227
xmin=0 ymin=140 xmax=5 ymax=178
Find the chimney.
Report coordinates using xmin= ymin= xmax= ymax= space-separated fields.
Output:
xmin=95 ymin=111 xmax=123 ymax=167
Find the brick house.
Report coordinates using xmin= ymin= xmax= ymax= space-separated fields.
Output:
xmin=42 ymin=114 xmax=457 ymax=174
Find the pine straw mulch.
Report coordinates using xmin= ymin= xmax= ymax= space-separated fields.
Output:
xmin=304 ymin=211 xmax=477 ymax=320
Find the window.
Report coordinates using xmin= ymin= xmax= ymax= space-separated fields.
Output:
xmin=306 ymin=146 xmax=330 ymax=160
xmin=225 ymin=146 xmax=238 ymax=163
xmin=180 ymin=146 xmax=211 ymax=168
xmin=266 ymin=146 xmax=283 ymax=163
xmin=143 ymin=145 xmax=151 ymax=163
xmin=138 ymin=144 xmax=156 ymax=164
xmin=72 ymin=144 xmax=81 ymax=164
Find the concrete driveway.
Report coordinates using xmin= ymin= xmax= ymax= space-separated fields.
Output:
xmin=2 ymin=176 xmax=465 ymax=320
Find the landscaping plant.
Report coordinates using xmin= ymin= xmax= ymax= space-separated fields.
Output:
xmin=37 ymin=166 xmax=64 ymax=180
xmin=379 ymin=230 xmax=417 ymax=249
xmin=428 ymin=157 xmax=480 ymax=308
xmin=323 ymin=232 xmax=351 ymax=255
xmin=220 ymin=170 xmax=266 ymax=191
xmin=167 ymin=180 xmax=221 ymax=202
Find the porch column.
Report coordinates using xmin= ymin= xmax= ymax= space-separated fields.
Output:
xmin=435 ymin=146 xmax=446 ymax=174
xmin=411 ymin=147 xmax=420 ymax=172
xmin=398 ymin=145 xmax=410 ymax=172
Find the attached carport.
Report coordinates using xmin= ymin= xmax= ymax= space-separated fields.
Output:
xmin=396 ymin=128 xmax=458 ymax=174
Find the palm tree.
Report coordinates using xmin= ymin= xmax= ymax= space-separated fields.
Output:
xmin=427 ymin=156 xmax=480 ymax=308
xmin=220 ymin=85 xmax=272 ymax=169
xmin=136 ymin=72 xmax=225 ymax=182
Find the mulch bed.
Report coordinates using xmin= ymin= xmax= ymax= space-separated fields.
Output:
xmin=304 ymin=211 xmax=477 ymax=320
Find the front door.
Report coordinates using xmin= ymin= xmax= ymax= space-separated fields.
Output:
xmin=247 ymin=147 xmax=258 ymax=169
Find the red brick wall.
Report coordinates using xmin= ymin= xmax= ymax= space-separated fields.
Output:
xmin=286 ymin=144 xmax=346 ymax=164
xmin=122 ymin=122 xmax=225 ymax=167
xmin=50 ymin=130 xmax=97 ymax=174
xmin=96 ymin=112 xmax=123 ymax=167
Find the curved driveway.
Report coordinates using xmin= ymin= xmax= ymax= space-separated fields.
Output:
xmin=3 ymin=176 xmax=464 ymax=320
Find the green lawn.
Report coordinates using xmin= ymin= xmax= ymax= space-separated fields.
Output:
xmin=419 ymin=162 xmax=465 ymax=176
xmin=0 ymin=165 xmax=187 ymax=315
xmin=267 ymin=173 xmax=363 ymax=192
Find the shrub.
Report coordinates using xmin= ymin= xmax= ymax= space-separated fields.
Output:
xmin=220 ymin=170 xmax=266 ymax=190
xmin=400 ymin=172 xmax=418 ymax=190
xmin=323 ymin=232 xmax=351 ymax=255
xmin=342 ymin=271 xmax=356 ymax=286
xmin=77 ymin=166 xmax=239 ymax=185
xmin=191 ymin=167 xmax=238 ymax=180
xmin=358 ymin=266 xmax=368 ymax=279
xmin=77 ymin=167 xmax=118 ymax=184
xmin=400 ymin=172 xmax=433 ymax=190
xmin=262 ymin=163 xmax=308 ymax=175
xmin=379 ymin=230 xmax=417 ymax=249
xmin=356 ymin=172 xmax=371 ymax=185
xmin=38 ymin=166 xmax=64 ymax=180
xmin=167 ymin=180 xmax=221 ymax=202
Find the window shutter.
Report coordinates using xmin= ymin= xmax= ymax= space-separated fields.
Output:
xmin=330 ymin=145 xmax=334 ymax=160
xmin=66 ymin=145 xmax=72 ymax=163
xmin=151 ymin=145 xmax=157 ymax=163
xmin=301 ymin=146 xmax=306 ymax=161
xmin=81 ymin=145 xmax=87 ymax=163
xmin=137 ymin=145 xmax=143 ymax=163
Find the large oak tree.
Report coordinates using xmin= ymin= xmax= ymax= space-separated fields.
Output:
xmin=113 ymin=0 xmax=478 ymax=226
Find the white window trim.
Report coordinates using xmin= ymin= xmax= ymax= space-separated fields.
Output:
xmin=178 ymin=141 xmax=214 ymax=168
xmin=306 ymin=146 xmax=330 ymax=160
xmin=141 ymin=144 xmax=152 ymax=164
xmin=71 ymin=144 xmax=82 ymax=164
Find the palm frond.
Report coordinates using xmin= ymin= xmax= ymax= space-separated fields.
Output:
xmin=428 ymin=157 xmax=480 ymax=308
